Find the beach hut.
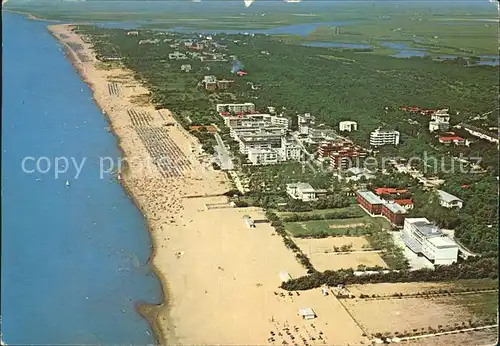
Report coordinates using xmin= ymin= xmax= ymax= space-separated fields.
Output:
xmin=298 ymin=308 xmax=316 ymax=320
xmin=243 ymin=215 xmax=255 ymax=228
xmin=279 ymin=271 xmax=292 ymax=282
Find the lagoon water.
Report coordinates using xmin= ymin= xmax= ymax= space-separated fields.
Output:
xmin=301 ymin=41 xmax=371 ymax=49
xmin=1 ymin=12 xmax=161 ymax=345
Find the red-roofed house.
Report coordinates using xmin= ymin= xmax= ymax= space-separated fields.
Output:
xmin=394 ymin=199 xmax=414 ymax=210
xmin=374 ymin=188 xmax=408 ymax=196
xmin=439 ymin=136 xmax=466 ymax=145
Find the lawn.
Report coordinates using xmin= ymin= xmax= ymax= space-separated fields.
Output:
xmin=448 ymin=291 xmax=498 ymax=323
xmin=285 ymin=217 xmax=373 ymax=237
xmin=278 ymin=204 xmax=364 ymax=218
xmin=452 ymin=279 xmax=499 ymax=290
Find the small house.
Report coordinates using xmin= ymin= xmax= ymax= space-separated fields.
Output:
xmin=437 ymin=190 xmax=463 ymax=209
xmin=243 ymin=215 xmax=255 ymax=228
xmin=298 ymin=308 xmax=316 ymax=320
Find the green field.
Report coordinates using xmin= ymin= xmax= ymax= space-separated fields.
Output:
xmin=278 ymin=205 xmax=364 ymax=218
xmin=452 ymin=279 xmax=499 ymax=290
xmin=285 ymin=217 xmax=369 ymax=237
xmin=448 ymin=291 xmax=498 ymax=323
xmin=284 ymin=215 xmax=392 ymax=237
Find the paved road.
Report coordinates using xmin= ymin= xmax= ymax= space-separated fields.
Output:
xmin=214 ymin=133 xmax=234 ymax=170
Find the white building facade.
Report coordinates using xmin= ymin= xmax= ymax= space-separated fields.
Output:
xmin=369 ymin=128 xmax=400 ymax=146
xmin=339 ymin=121 xmax=358 ymax=132
xmin=247 ymin=148 xmax=279 ymax=165
xmin=216 ymin=103 xmax=256 ymax=113
xmin=286 ymin=183 xmax=327 ymax=202
xmin=437 ymin=190 xmax=463 ymax=209
xmin=298 ymin=113 xmax=315 ymax=135
xmin=429 ymin=110 xmax=450 ymax=133
xmin=279 ymin=138 xmax=302 ymax=161
xmin=401 ymin=218 xmax=459 ymax=265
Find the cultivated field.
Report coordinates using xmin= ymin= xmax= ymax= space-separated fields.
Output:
xmin=295 ymin=236 xmax=372 ymax=252
xmin=342 ymin=297 xmax=470 ymax=336
xmin=308 ymin=251 xmax=388 ymax=271
xmin=347 ymin=280 xmax=499 ymax=297
xmin=404 ymin=329 xmax=498 ymax=346
xmin=295 ymin=236 xmax=388 ymax=271
xmin=340 ymin=281 xmax=498 ymax=338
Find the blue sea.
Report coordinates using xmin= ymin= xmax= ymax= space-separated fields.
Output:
xmin=1 ymin=12 xmax=162 ymax=345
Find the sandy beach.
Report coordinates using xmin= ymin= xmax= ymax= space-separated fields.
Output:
xmin=48 ymin=24 xmax=368 ymax=345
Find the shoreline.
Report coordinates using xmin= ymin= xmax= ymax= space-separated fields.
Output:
xmin=4 ymin=9 xmax=61 ymax=22
xmin=45 ymin=20 xmax=370 ymax=346
xmin=47 ymin=24 xmax=178 ymax=345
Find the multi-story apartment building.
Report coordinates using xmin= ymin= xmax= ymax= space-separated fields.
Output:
xmin=429 ymin=109 xmax=450 ymax=133
xmin=247 ymin=148 xmax=279 ymax=165
xmin=317 ymin=141 xmax=368 ymax=170
xmin=245 ymin=137 xmax=301 ymax=165
xmin=231 ymin=126 xmax=286 ymax=140
xmin=237 ymin=131 xmax=283 ymax=154
xmin=298 ymin=113 xmax=315 ymax=135
xmin=308 ymin=127 xmax=337 ymax=142
xmin=216 ymin=103 xmax=256 ymax=114
xmin=401 ymin=218 xmax=459 ymax=265
xmin=431 ymin=109 xmax=450 ymax=123
xmin=339 ymin=121 xmax=358 ymax=132
xmin=369 ymin=128 xmax=400 ymax=146
xmin=330 ymin=150 xmax=368 ymax=170
xmin=279 ymin=137 xmax=302 ymax=161
xmin=270 ymin=115 xmax=290 ymax=128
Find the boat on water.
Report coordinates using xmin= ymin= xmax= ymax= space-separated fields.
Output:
xmin=65 ymin=180 xmax=70 ymax=187
xmin=244 ymin=0 xmax=254 ymax=7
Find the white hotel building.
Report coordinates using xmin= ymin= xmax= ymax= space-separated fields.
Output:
xmin=339 ymin=121 xmax=358 ymax=132
xmin=401 ymin=218 xmax=459 ymax=265
xmin=298 ymin=113 xmax=316 ymax=135
xmin=369 ymin=128 xmax=400 ymax=146
xmin=216 ymin=103 xmax=256 ymax=113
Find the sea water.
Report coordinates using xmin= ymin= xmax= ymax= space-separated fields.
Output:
xmin=1 ymin=12 xmax=162 ymax=345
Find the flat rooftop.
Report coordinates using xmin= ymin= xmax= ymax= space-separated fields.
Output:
xmin=437 ymin=189 xmax=462 ymax=203
xmin=383 ymin=202 xmax=408 ymax=214
xmin=427 ymin=236 xmax=458 ymax=249
xmin=412 ymin=221 xmax=444 ymax=238
xmin=357 ymin=190 xmax=384 ymax=205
